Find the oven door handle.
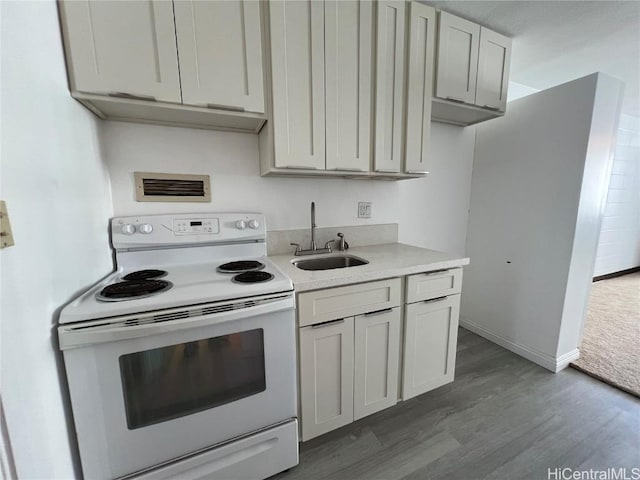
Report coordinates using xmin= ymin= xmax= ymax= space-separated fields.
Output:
xmin=58 ymin=294 xmax=295 ymax=350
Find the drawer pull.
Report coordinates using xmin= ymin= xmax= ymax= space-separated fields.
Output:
xmin=364 ymin=308 xmax=393 ymax=317
xmin=423 ymin=296 xmax=447 ymax=304
xmin=311 ymin=318 xmax=345 ymax=329
xmin=424 ymin=269 xmax=450 ymax=276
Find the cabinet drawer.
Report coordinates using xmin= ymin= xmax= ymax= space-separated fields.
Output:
xmin=406 ymin=268 xmax=462 ymax=303
xmin=298 ymin=278 xmax=401 ymax=327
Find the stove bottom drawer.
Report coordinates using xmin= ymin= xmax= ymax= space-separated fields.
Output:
xmin=130 ymin=419 xmax=299 ymax=480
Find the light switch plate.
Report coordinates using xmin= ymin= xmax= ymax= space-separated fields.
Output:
xmin=0 ymin=201 xmax=15 ymax=248
xmin=358 ymin=202 xmax=372 ymax=219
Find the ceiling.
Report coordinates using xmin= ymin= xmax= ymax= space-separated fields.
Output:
xmin=425 ymin=1 xmax=640 ymax=117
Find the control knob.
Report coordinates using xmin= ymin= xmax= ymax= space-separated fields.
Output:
xmin=121 ymin=224 xmax=136 ymax=235
xmin=139 ymin=224 xmax=153 ymax=234
xmin=236 ymin=220 xmax=247 ymax=230
xmin=248 ymin=219 xmax=260 ymax=229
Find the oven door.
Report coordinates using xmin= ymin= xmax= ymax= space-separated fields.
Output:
xmin=59 ymin=293 xmax=296 ymax=480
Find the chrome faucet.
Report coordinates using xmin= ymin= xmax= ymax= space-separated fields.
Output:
xmin=290 ymin=202 xmax=334 ymax=256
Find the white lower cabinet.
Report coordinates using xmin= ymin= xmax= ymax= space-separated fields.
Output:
xmin=298 ymin=273 xmax=461 ymax=440
xmin=354 ymin=308 xmax=401 ymax=420
xmin=299 ymin=308 xmax=402 ymax=441
xmin=299 ymin=318 xmax=354 ymax=441
xmin=402 ymin=294 xmax=460 ymax=400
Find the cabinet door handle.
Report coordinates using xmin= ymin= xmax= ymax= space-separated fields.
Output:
xmin=423 ymin=296 xmax=447 ymax=304
xmin=364 ymin=308 xmax=393 ymax=317
xmin=481 ymin=104 xmax=502 ymax=111
xmin=311 ymin=318 xmax=345 ymax=329
xmin=445 ymin=96 xmax=466 ymax=104
xmin=375 ymin=169 xmax=400 ymax=173
xmin=424 ymin=269 xmax=450 ymax=276
xmin=108 ymin=92 xmax=157 ymax=102
xmin=283 ymin=165 xmax=320 ymax=170
xmin=206 ymin=103 xmax=245 ymax=112
xmin=333 ymin=167 xmax=366 ymax=172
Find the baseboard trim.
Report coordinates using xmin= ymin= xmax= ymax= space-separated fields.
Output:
xmin=556 ymin=349 xmax=580 ymax=371
xmin=593 ymin=266 xmax=640 ymax=282
xmin=459 ymin=318 xmax=579 ymax=373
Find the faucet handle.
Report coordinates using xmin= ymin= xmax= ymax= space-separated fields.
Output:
xmin=324 ymin=240 xmax=335 ymax=252
xmin=290 ymin=243 xmax=302 ymax=255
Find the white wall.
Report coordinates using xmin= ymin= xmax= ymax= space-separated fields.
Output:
xmin=461 ymin=74 xmax=623 ymax=372
xmin=103 ymin=121 xmax=475 ymax=256
xmin=509 ymin=81 xmax=640 ymax=277
xmin=0 ymin=1 xmax=113 ymax=478
xmin=594 ymin=113 xmax=640 ymax=276
xmin=398 ymin=123 xmax=475 ymax=255
xmin=507 ymin=81 xmax=539 ymax=102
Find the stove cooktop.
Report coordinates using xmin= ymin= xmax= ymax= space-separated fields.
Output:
xmin=60 ymin=257 xmax=293 ymax=324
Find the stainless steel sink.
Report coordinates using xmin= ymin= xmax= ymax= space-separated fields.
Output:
xmin=293 ymin=255 xmax=369 ymax=271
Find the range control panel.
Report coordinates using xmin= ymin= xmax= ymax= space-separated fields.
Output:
xmin=173 ymin=217 xmax=220 ymax=235
xmin=111 ymin=213 xmax=266 ymax=249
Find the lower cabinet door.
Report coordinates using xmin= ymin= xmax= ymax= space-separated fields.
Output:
xmin=354 ymin=308 xmax=401 ymax=420
xmin=299 ymin=318 xmax=354 ymax=441
xmin=402 ymin=295 xmax=460 ymax=400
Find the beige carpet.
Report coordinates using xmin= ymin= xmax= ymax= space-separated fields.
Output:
xmin=571 ymin=272 xmax=640 ymax=397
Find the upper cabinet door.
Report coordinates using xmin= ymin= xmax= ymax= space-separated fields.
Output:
xmin=435 ymin=12 xmax=480 ymax=104
xmin=404 ymin=2 xmax=436 ymax=174
xmin=174 ymin=1 xmax=265 ymax=113
xmin=58 ymin=0 xmax=181 ymax=103
xmin=325 ymin=1 xmax=373 ymax=172
xmin=374 ymin=1 xmax=406 ymax=173
xmin=269 ymin=1 xmax=325 ymax=170
xmin=475 ymin=27 xmax=512 ymax=112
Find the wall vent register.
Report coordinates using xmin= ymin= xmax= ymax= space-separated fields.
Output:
xmin=134 ymin=172 xmax=211 ymax=203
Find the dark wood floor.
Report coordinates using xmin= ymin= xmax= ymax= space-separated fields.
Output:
xmin=276 ymin=328 xmax=640 ymax=480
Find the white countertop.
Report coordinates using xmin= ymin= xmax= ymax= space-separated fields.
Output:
xmin=269 ymin=243 xmax=470 ymax=292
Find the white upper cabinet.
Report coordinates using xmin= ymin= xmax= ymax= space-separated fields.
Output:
xmin=324 ymin=1 xmax=373 ymax=172
xmin=404 ymin=2 xmax=436 ymax=174
xmin=435 ymin=11 xmax=480 ymax=104
xmin=59 ymin=0 xmax=181 ymax=103
xmin=475 ymin=27 xmax=512 ymax=112
xmin=374 ymin=0 xmax=407 ymax=173
xmin=269 ymin=0 xmax=325 ymax=170
xmin=174 ymin=1 xmax=265 ymax=113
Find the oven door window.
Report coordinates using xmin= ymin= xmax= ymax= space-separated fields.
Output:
xmin=119 ymin=329 xmax=266 ymax=429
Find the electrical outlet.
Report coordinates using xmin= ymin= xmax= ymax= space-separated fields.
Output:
xmin=358 ymin=202 xmax=372 ymax=219
xmin=0 ymin=201 xmax=15 ymax=248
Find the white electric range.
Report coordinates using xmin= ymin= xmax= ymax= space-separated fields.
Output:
xmin=59 ymin=212 xmax=298 ymax=480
